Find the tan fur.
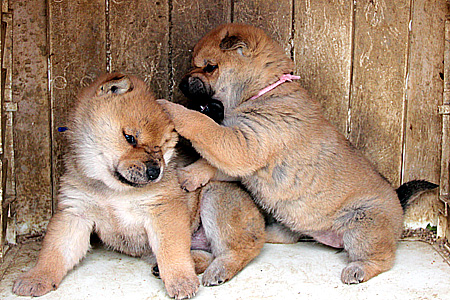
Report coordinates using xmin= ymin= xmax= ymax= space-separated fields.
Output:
xmin=158 ymin=24 xmax=407 ymax=284
xmin=13 ymin=73 xmax=265 ymax=299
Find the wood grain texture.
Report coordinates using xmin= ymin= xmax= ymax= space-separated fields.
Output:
xmin=171 ymin=0 xmax=231 ymax=104
xmin=294 ymin=0 xmax=353 ymax=134
xmin=0 ymin=4 xmax=5 ymax=257
xmin=349 ymin=0 xmax=410 ymax=186
xmin=9 ymin=1 xmax=51 ymax=236
xmin=403 ymin=0 xmax=446 ymax=226
xmin=233 ymin=0 xmax=292 ymax=54
xmin=48 ymin=0 xmax=106 ymax=212
xmin=440 ymin=19 xmax=450 ymax=238
xmin=109 ymin=0 xmax=170 ymax=99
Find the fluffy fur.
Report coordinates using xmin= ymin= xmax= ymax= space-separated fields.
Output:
xmin=158 ymin=24 xmax=437 ymax=284
xmin=13 ymin=73 xmax=265 ymax=299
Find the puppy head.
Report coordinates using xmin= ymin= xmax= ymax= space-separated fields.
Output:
xmin=180 ymin=23 xmax=294 ymax=113
xmin=70 ymin=73 xmax=178 ymax=191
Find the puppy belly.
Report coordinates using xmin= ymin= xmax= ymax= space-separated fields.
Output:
xmin=99 ymin=230 xmax=152 ymax=257
xmin=191 ymin=224 xmax=211 ymax=252
xmin=310 ymin=230 xmax=344 ymax=248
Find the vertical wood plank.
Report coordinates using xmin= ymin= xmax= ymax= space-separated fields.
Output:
xmin=109 ymin=0 xmax=170 ymax=99
xmin=49 ymin=0 xmax=106 ymax=211
xmin=0 ymin=1 xmax=5 ymax=258
xmin=233 ymin=0 xmax=292 ymax=55
xmin=349 ymin=0 xmax=410 ymax=186
xmin=294 ymin=0 xmax=353 ymax=134
xmin=9 ymin=1 xmax=50 ymax=237
xmin=439 ymin=18 xmax=450 ymax=238
xmin=403 ymin=0 xmax=446 ymax=226
xmin=171 ymin=0 xmax=231 ymax=104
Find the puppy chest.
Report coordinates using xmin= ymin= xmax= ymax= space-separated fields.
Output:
xmin=94 ymin=202 xmax=154 ymax=256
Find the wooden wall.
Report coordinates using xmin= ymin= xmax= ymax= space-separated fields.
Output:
xmin=4 ymin=0 xmax=448 ymax=238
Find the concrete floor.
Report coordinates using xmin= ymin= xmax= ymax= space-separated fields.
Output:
xmin=0 ymin=240 xmax=449 ymax=300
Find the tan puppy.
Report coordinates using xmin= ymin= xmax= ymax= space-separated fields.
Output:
xmin=12 ymin=73 xmax=265 ymax=299
xmin=158 ymin=23 xmax=437 ymax=284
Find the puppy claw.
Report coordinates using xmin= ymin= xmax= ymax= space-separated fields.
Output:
xmin=201 ymin=263 xmax=233 ymax=287
xmin=164 ymin=274 xmax=200 ymax=300
xmin=341 ymin=263 xmax=365 ymax=284
xmin=151 ymin=265 xmax=161 ymax=279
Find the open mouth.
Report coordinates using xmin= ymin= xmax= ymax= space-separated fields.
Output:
xmin=114 ymin=171 xmax=147 ymax=188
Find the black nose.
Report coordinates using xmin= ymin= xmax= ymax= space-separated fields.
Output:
xmin=146 ymin=165 xmax=160 ymax=181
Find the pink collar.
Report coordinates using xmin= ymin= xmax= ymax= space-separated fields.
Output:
xmin=249 ymin=74 xmax=300 ymax=100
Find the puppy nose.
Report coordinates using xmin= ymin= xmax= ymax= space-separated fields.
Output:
xmin=145 ymin=160 xmax=161 ymax=181
xmin=146 ymin=165 xmax=160 ymax=181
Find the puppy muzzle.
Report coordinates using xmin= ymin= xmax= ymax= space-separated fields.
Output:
xmin=115 ymin=160 xmax=162 ymax=187
xmin=179 ymin=75 xmax=212 ymax=99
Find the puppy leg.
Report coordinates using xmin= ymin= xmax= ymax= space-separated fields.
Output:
xmin=338 ymin=205 xmax=401 ymax=284
xmin=157 ymin=100 xmax=269 ymax=177
xmin=200 ymin=182 xmax=265 ymax=286
xmin=13 ymin=212 xmax=93 ymax=296
xmin=149 ymin=202 xmax=199 ymax=299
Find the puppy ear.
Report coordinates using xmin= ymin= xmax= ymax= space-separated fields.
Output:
xmin=219 ymin=33 xmax=250 ymax=57
xmin=96 ymin=74 xmax=134 ymax=96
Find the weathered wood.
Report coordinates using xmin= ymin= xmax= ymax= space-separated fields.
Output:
xmin=171 ymin=0 xmax=231 ymax=104
xmin=349 ymin=0 xmax=410 ymax=186
xmin=233 ymin=0 xmax=292 ymax=55
xmin=49 ymin=0 xmax=106 ymax=212
xmin=0 ymin=159 xmax=7 ymax=260
xmin=109 ymin=0 xmax=170 ymax=99
xmin=439 ymin=18 xmax=450 ymax=238
xmin=10 ymin=0 xmax=50 ymax=237
xmin=0 ymin=1 xmax=5 ymax=259
xmin=403 ymin=0 xmax=446 ymax=226
xmin=294 ymin=0 xmax=353 ymax=134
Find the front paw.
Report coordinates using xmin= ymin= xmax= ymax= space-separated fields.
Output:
xmin=164 ymin=273 xmax=200 ymax=300
xmin=178 ymin=167 xmax=210 ymax=192
xmin=156 ymin=99 xmax=186 ymax=119
xmin=13 ymin=270 xmax=59 ymax=297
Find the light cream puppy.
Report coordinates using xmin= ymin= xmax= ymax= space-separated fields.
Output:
xmin=13 ymin=73 xmax=265 ymax=299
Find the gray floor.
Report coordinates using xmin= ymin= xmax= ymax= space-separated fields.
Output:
xmin=1 ymin=240 xmax=449 ymax=300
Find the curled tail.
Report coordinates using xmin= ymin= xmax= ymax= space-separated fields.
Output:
xmin=396 ymin=180 xmax=439 ymax=212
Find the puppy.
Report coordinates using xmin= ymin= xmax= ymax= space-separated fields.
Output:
xmin=158 ymin=23 xmax=438 ymax=284
xmin=12 ymin=73 xmax=265 ymax=299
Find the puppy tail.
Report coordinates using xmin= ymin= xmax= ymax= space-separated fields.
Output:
xmin=396 ymin=180 xmax=439 ymax=212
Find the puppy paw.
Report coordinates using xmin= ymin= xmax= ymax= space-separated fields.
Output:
xmin=178 ymin=168 xmax=210 ymax=192
xmin=164 ymin=273 xmax=200 ymax=300
xmin=13 ymin=270 xmax=59 ymax=296
xmin=201 ymin=261 xmax=235 ymax=287
xmin=156 ymin=99 xmax=187 ymax=121
xmin=341 ymin=262 xmax=365 ymax=284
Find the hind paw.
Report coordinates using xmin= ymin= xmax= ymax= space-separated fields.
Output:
xmin=341 ymin=262 xmax=365 ymax=284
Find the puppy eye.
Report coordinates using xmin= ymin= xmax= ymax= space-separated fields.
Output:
xmin=123 ymin=132 xmax=137 ymax=146
xmin=203 ymin=64 xmax=218 ymax=73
